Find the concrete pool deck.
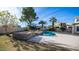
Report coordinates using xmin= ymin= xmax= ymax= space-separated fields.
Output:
xmin=29 ymin=32 xmax=79 ymax=50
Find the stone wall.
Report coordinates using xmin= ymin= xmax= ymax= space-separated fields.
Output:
xmin=0 ymin=24 xmax=21 ymax=33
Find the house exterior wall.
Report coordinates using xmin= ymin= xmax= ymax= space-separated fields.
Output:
xmin=72 ymin=16 xmax=79 ymax=34
xmin=75 ymin=16 xmax=79 ymax=23
xmin=72 ymin=25 xmax=76 ymax=34
xmin=75 ymin=24 xmax=79 ymax=33
xmin=66 ymin=26 xmax=72 ymax=32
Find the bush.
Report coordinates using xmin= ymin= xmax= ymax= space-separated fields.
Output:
xmin=60 ymin=27 xmax=66 ymax=31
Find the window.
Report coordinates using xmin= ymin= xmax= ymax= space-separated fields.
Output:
xmin=77 ymin=26 xmax=79 ymax=31
xmin=77 ymin=19 xmax=79 ymax=22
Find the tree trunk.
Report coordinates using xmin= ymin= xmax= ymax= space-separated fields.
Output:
xmin=52 ymin=22 xmax=55 ymax=31
xmin=28 ymin=22 xmax=32 ymax=30
xmin=42 ymin=24 xmax=44 ymax=30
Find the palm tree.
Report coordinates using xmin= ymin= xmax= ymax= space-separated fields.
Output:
xmin=39 ymin=20 xmax=46 ymax=30
xmin=50 ymin=17 xmax=57 ymax=30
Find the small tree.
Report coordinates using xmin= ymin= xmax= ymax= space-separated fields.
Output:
xmin=50 ymin=17 xmax=57 ymax=31
xmin=21 ymin=7 xmax=38 ymax=29
xmin=0 ymin=10 xmax=19 ymax=33
xmin=39 ymin=20 xmax=46 ymax=30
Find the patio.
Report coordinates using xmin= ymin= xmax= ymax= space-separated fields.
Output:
xmin=0 ymin=35 xmax=71 ymax=51
xmin=29 ymin=32 xmax=79 ymax=50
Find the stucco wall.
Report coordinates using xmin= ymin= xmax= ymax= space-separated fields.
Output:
xmin=72 ymin=24 xmax=79 ymax=34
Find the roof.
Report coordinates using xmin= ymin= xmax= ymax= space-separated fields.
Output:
xmin=72 ymin=23 xmax=79 ymax=25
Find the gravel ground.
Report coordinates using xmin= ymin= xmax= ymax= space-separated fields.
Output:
xmin=0 ymin=35 xmax=72 ymax=51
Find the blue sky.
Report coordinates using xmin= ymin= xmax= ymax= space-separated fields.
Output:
xmin=0 ymin=7 xmax=79 ymax=27
xmin=34 ymin=7 xmax=79 ymax=26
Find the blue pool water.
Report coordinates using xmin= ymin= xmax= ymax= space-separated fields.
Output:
xmin=41 ymin=31 xmax=56 ymax=36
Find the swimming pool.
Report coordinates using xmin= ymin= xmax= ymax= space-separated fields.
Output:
xmin=41 ymin=31 xmax=56 ymax=36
